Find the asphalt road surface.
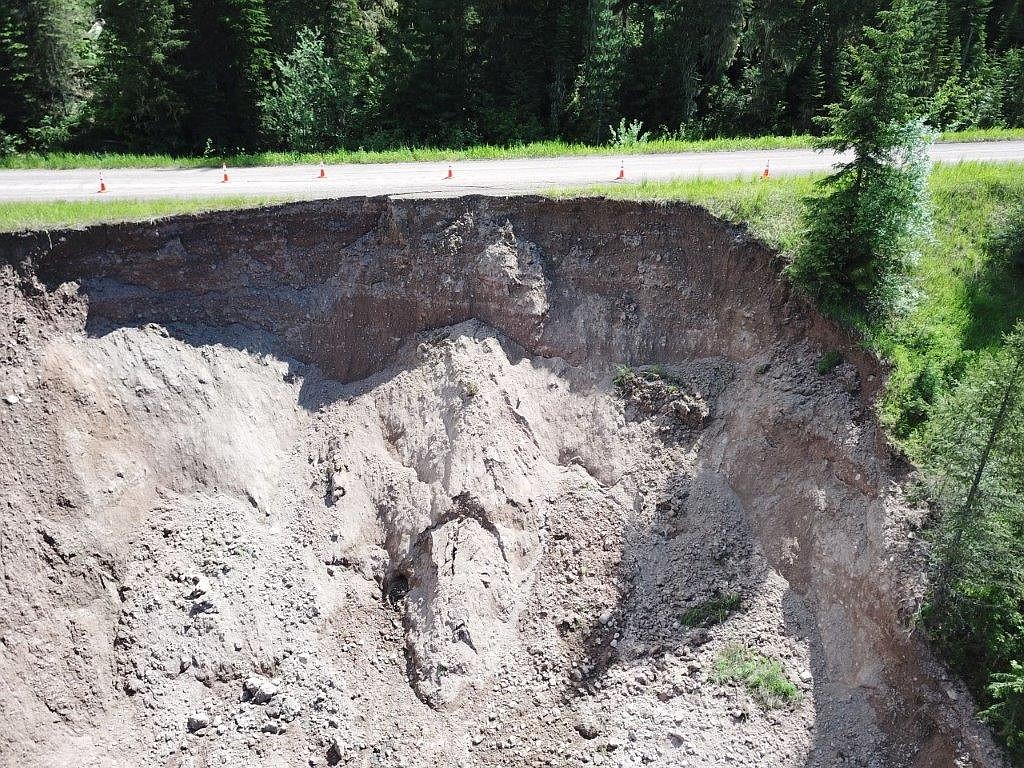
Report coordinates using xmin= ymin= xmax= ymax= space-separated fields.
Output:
xmin=2 ymin=141 xmax=1023 ymax=202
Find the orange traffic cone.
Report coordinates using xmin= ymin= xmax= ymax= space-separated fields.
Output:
xmin=318 ymin=161 xmax=326 ymax=179
xmin=445 ymin=164 xmax=453 ymax=180
xmin=616 ymin=163 xmax=625 ymax=180
xmin=762 ymin=161 xmax=770 ymax=179
xmin=97 ymin=174 xmax=107 ymax=194
xmin=221 ymin=163 xmax=229 ymax=183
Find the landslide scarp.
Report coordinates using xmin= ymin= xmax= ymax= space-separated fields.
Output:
xmin=0 ymin=196 xmax=1005 ymax=768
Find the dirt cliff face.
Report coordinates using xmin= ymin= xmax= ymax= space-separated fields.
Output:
xmin=0 ymin=196 xmax=1005 ymax=768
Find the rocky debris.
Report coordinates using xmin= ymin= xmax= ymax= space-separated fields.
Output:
xmin=576 ymin=720 xmax=601 ymax=740
xmin=243 ymin=676 xmax=278 ymax=705
xmin=613 ymin=365 xmax=709 ymax=430
xmin=187 ymin=713 xmax=210 ymax=733
xmin=328 ymin=471 xmax=346 ymax=502
xmin=327 ymin=451 xmax=348 ymax=504
xmin=671 ymin=392 xmax=710 ymax=428
xmin=265 ymin=694 xmax=301 ymax=722
xmin=187 ymin=574 xmax=210 ymax=599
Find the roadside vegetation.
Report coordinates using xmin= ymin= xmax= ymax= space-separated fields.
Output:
xmin=0 ymin=197 xmax=292 ymax=232
xmin=919 ymin=327 xmax=1024 ymax=751
xmin=0 ymin=136 xmax=815 ymax=170
xmin=1 ymin=129 xmax=1020 ymax=171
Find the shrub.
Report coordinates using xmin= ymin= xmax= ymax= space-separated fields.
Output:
xmin=612 ymin=365 xmax=682 ymax=396
xmin=712 ymin=645 xmax=801 ymax=708
xmin=608 ymin=118 xmax=650 ymax=147
xmin=817 ymin=350 xmax=842 ymax=375
xmin=0 ymin=130 xmax=21 ymax=156
xmin=981 ymin=661 xmax=1024 ymax=757
xmin=998 ymin=49 xmax=1024 ymax=127
xmin=928 ymin=65 xmax=1005 ymax=132
xmin=260 ymin=27 xmax=352 ymax=152
xmin=988 ymin=204 xmax=1024 ymax=270
xmin=680 ymin=592 xmax=742 ymax=627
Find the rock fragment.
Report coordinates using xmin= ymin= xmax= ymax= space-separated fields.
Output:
xmin=243 ymin=676 xmax=278 ymax=704
xmin=187 ymin=575 xmax=210 ymax=599
xmin=266 ymin=694 xmax=302 ymax=722
xmin=328 ymin=466 xmax=346 ymax=503
xmin=326 ymin=737 xmax=346 ymax=765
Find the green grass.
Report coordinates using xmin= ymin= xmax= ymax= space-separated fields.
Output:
xmin=0 ymin=196 xmax=294 ymax=232
xmin=556 ymin=173 xmax=816 ymax=255
xmin=3 ymin=128 xmax=1021 ymax=170
xmin=936 ymin=127 xmax=1024 ymax=143
xmin=563 ymin=161 xmax=1024 ymax=455
xmin=0 ymin=136 xmax=813 ymax=170
xmin=680 ymin=592 xmax=743 ymax=627
xmin=712 ymin=645 xmax=801 ymax=708
xmin=873 ymin=163 xmax=1024 ymax=445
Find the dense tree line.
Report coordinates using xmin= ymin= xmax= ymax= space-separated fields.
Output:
xmin=2 ymin=0 xmax=1023 ymax=154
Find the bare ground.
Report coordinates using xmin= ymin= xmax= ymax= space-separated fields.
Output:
xmin=0 ymin=196 xmax=1006 ymax=768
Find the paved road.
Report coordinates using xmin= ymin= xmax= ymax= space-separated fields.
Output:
xmin=2 ymin=141 xmax=1023 ymax=201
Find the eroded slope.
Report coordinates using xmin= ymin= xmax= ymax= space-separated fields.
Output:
xmin=0 ymin=197 xmax=1004 ymax=768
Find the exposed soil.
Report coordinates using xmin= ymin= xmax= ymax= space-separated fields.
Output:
xmin=0 ymin=196 xmax=1006 ymax=768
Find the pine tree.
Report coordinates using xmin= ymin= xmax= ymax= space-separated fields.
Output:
xmin=1 ymin=0 xmax=97 ymax=150
xmin=570 ymin=0 xmax=625 ymax=142
xmin=789 ymin=1 xmax=932 ymax=312
xmin=91 ymin=0 xmax=184 ymax=151
xmin=473 ymin=0 xmax=572 ymax=142
xmin=546 ymin=0 xmax=590 ymax=135
xmin=377 ymin=0 xmax=481 ymax=146
xmin=174 ymin=0 xmax=273 ymax=152
xmin=0 ymin=1 xmax=33 ymax=150
xmin=921 ymin=324 xmax=1024 ymax=757
xmin=728 ymin=0 xmax=825 ymax=136
xmin=948 ymin=0 xmax=993 ymax=71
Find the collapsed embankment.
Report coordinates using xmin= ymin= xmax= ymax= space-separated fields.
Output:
xmin=0 ymin=196 xmax=1005 ymax=768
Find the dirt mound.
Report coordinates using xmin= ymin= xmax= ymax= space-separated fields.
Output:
xmin=0 ymin=197 xmax=1005 ymax=768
